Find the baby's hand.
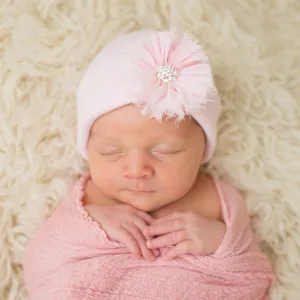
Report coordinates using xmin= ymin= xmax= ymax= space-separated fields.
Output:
xmin=85 ymin=204 xmax=159 ymax=261
xmin=144 ymin=211 xmax=226 ymax=260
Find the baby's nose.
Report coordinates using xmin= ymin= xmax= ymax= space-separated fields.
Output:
xmin=123 ymin=151 xmax=154 ymax=179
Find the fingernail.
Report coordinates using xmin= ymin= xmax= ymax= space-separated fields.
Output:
xmin=146 ymin=240 xmax=152 ymax=248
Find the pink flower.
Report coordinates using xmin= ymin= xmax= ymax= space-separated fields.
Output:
xmin=131 ymin=29 xmax=216 ymax=120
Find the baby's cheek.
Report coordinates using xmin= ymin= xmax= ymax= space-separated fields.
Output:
xmin=97 ymin=173 xmax=117 ymax=192
xmin=159 ymin=168 xmax=196 ymax=197
xmin=89 ymin=164 xmax=114 ymax=189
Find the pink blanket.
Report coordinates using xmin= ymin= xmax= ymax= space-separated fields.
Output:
xmin=23 ymin=174 xmax=274 ymax=299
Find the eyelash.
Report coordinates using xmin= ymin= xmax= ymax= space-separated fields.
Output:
xmin=98 ymin=150 xmax=184 ymax=159
xmin=99 ymin=152 xmax=122 ymax=156
xmin=152 ymin=150 xmax=182 ymax=155
xmin=99 ymin=151 xmax=180 ymax=156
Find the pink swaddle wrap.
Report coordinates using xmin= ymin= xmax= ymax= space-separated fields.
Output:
xmin=23 ymin=174 xmax=273 ymax=300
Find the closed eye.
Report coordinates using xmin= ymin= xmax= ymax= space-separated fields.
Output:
xmin=152 ymin=150 xmax=183 ymax=155
xmin=99 ymin=152 xmax=122 ymax=156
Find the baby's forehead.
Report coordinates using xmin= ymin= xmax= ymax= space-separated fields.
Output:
xmin=90 ymin=119 xmax=200 ymax=147
xmin=91 ymin=125 xmax=191 ymax=139
xmin=89 ymin=105 xmax=203 ymax=145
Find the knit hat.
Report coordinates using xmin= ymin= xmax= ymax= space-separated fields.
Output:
xmin=76 ymin=29 xmax=221 ymax=162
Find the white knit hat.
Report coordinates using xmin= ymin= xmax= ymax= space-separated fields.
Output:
xmin=76 ymin=29 xmax=221 ymax=162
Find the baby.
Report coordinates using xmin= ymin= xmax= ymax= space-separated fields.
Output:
xmin=23 ymin=29 xmax=273 ymax=299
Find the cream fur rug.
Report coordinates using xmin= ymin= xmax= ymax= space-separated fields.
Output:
xmin=1 ymin=0 xmax=300 ymax=299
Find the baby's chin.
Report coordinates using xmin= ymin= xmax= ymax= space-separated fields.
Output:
xmin=118 ymin=191 xmax=175 ymax=213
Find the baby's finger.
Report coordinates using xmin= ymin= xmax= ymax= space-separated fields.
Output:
xmin=146 ymin=230 xmax=186 ymax=249
xmin=152 ymin=212 xmax=183 ymax=225
xmin=133 ymin=218 xmax=158 ymax=257
xmin=118 ymin=228 xmax=141 ymax=259
xmin=133 ymin=215 xmax=152 ymax=234
xmin=144 ymin=219 xmax=185 ymax=237
xmin=164 ymin=240 xmax=191 ymax=260
xmin=124 ymin=223 xmax=156 ymax=261
xmin=135 ymin=210 xmax=155 ymax=225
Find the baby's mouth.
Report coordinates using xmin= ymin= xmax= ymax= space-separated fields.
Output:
xmin=128 ymin=189 xmax=154 ymax=193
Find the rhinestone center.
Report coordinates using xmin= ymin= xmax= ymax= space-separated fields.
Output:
xmin=156 ymin=64 xmax=179 ymax=83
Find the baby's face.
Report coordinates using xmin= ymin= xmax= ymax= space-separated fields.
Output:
xmin=87 ymin=105 xmax=206 ymax=212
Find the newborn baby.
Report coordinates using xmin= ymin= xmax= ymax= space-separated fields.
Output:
xmin=23 ymin=29 xmax=273 ymax=300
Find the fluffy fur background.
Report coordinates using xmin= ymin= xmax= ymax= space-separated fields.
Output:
xmin=0 ymin=0 xmax=299 ymax=299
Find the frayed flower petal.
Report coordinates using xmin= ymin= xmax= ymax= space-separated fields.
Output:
xmin=133 ymin=29 xmax=215 ymax=120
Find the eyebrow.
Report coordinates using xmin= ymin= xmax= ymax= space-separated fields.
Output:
xmin=89 ymin=132 xmax=117 ymax=141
